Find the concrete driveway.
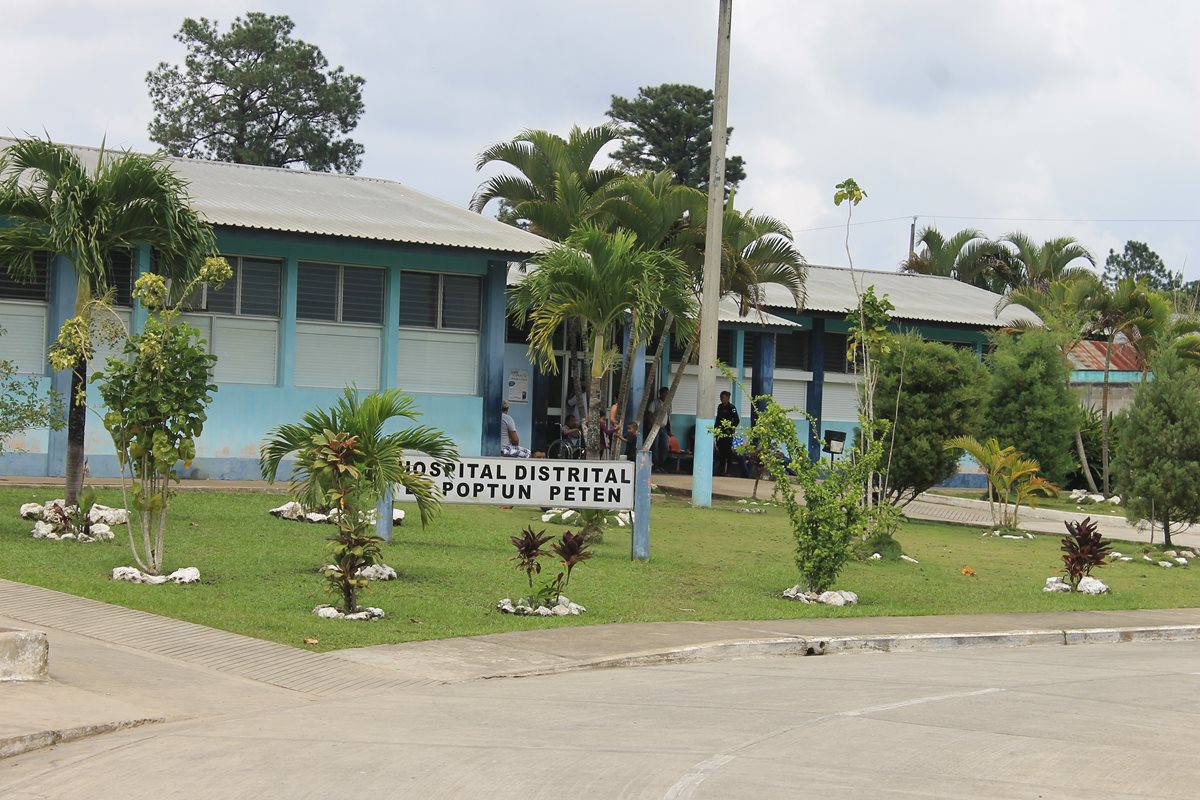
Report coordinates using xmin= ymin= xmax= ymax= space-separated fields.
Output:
xmin=3 ymin=639 xmax=1197 ymax=799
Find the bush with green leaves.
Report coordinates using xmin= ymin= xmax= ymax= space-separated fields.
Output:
xmin=96 ymin=263 xmax=229 ymax=575
xmin=261 ymin=387 xmax=458 ymax=614
xmin=1112 ymin=351 xmax=1200 ymax=547
xmin=741 ymin=393 xmax=885 ymax=594
xmin=986 ymin=330 xmax=1077 ymax=486
xmin=874 ymin=334 xmax=989 ymax=505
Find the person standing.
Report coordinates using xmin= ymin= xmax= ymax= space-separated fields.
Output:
xmin=645 ymin=386 xmax=672 ymax=471
xmin=715 ymin=390 xmax=741 ymax=476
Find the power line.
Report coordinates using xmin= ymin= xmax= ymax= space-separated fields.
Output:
xmin=792 ymin=213 xmax=1200 ymax=234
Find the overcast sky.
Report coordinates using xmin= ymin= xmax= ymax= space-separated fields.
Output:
xmin=3 ymin=0 xmax=1198 ymax=279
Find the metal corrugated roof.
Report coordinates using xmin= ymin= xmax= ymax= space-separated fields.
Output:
xmin=1068 ymin=340 xmax=1143 ymax=371
xmin=762 ymin=264 xmax=1042 ymax=329
xmin=0 ymin=138 xmax=551 ymax=257
xmin=506 ymin=265 xmax=798 ymax=328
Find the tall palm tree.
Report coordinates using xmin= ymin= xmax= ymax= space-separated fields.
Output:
xmin=997 ymin=233 xmax=1095 ymax=292
xmin=902 ymin=226 xmax=1000 ymax=287
xmin=1124 ymin=290 xmax=1200 ymax=376
xmin=1088 ymin=277 xmax=1154 ymax=494
xmin=508 ymin=225 xmax=695 ymax=459
xmin=0 ymin=137 xmax=217 ymax=503
xmin=470 ymin=124 xmax=626 ymax=242
xmin=1002 ymin=273 xmax=1103 ymax=492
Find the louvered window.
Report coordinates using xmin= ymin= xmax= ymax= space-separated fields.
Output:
xmin=105 ymin=249 xmax=135 ymax=306
xmin=0 ymin=252 xmax=50 ymax=301
xmin=400 ymin=271 xmax=481 ymax=331
xmin=824 ymin=332 xmax=849 ymax=373
xmin=190 ymin=256 xmax=281 ymax=317
xmin=297 ymin=263 xmax=384 ymax=325
xmin=776 ymin=332 xmax=809 ymax=370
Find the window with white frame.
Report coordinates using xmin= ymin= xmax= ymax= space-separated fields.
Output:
xmin=398 ymin=271 xmax=482 ymax=394
xmin=294 ymin=262 xmax=385 ymax=390
xmin=181 ymin=255 xmax=282 ymax=385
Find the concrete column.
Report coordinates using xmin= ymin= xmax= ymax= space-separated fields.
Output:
xmin=381 ymin=265 xmax=401 ymax=390
xmin=279 ymin=256 xmax=298 ymax=388
xmin=732 ymin=329 xmax=745 ymax=408
xmin=480 ymin=260 xmax=506 ymax=456
xmin=45 ymin=254 xmax=77 ymax=477
xmin=806 ymin=318 xmax=826 ymax=461
xmin=632 ymin=449 xmax=652 ymax=560
xmin=131 ymin=244 xmax=150 ymax=334
xmin=751 ymin=331 xmax=776 ymax=410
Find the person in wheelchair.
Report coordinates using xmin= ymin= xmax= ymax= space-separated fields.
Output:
xmin=561 ymin=414 xmax=583 ymax=451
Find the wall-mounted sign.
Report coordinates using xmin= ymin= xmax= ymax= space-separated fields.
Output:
xmin=506 ymin=368 xmax=529 ymax=402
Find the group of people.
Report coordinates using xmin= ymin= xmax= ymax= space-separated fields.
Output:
xmin=500 ymin=388 xmax=746 ymax=477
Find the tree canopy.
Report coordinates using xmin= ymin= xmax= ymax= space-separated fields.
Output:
xmin=1102 ymin=240 xmax=1181 ymax=291
xmin=147 ymin=12 xmax=366 ymax=173
xmin=606 ymin=83 xmax=747 ymax=191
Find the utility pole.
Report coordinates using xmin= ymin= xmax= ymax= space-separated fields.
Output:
xmin=692 ymin=0 xmax=732 ymax=508
xmin=908 ymin=216 xmax=917 ymax=261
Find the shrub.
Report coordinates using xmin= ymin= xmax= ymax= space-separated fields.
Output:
xmin=1061 ymin=517 xmax=1111 ymax=589
xmin=510 ymin=526 xmax=553 ymax=589
xmin=986 ymin=330 xmax=1076 ymax=486
xmin=874 ymin=334 xmax=989 ymax=505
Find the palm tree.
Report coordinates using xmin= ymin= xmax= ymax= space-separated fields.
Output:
xmin=1088 ymin=277 xmax=1154 ymax=495
xmin=1124 ymin=290 xmax=1200 ymax=377
xmin=508 ymin=225 xmax=695 ymax=459
xmin=902 ymin=226 xmax=1000 ymax=287
xmin=0 ymin=137 xmax=217 ymax=504
xmin=470 ymin=124 xmax=626 ymax=242
xmin=260 ymin=388 xmax=459 ymax=613
xmin=997 ymin=233 xmax=1095 ymax=292
xmin=1002 ymin=273 xmax=1103 ymax=492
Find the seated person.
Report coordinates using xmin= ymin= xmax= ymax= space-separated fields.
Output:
xmin=561 ymin=414 xmax=583 ymax=449
xmin=500 ymin=402 xmax=530 ymax=458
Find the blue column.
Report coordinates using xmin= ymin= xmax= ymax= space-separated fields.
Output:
xmin=632 ymin=449 xmax=652 ymax=560
xmin=806 ymin=318 xmax=826 ymax=462
xmin=381 ymin=266 xmax=401 ymax=390
xmin=752 ymin=331 xmax=776 ymax=411
xmin=131 ymin=244 xmax=150 ymax=334
xmin=480 ymin=260 xmax=506 ymax=456
xmin=374 ymin=488 xmax=394 ymax=543
xmin=279 ymin=256 xmax=298 ymax=388
xmin=732 ymin=329 xmax=745 ymax=408
xmin=45 ymin=255 xmax=77 ymax=477
xmin=627 ymin=339 xmax=646 ymax=433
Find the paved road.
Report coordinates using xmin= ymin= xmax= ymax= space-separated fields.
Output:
xmin=4 ymin=639 xmax=1199 ymax=799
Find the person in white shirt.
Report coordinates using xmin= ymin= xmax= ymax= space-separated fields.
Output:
xmin=500 ymin=402 xmax=530 ymax=457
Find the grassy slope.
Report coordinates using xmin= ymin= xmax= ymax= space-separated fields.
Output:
xmin=0 ymin=487 xmax=1193 ymax=652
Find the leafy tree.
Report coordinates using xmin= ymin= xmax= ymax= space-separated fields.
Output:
xmin=97 ymin=264 xmax=229 ymax=575
xmin=607 ymin=83 xmax=747 ymax=191
xmin=1112 ymin=351 xmax=1200 ymax=547
xmin=471 ymin=124 xmax=625 ymax=241
xmin=261 ymin=388 xmax=458 ymax=613
xmin=995 ymin=233 xmax=1094 ymax=292
xmin=147 ymin=12 xmax=366 ymax=173
xmin=1103 ymin=240 xmax=1180 ymax=291
xmin=0 ymin=327 xmax=64 ymax=453
xmin=875 ymin=335 xmax=989 ymax=506
xmin=0 ymin=137 xmax=218 ymax=504
xmin=986 ymin=330 xmax=1077 ymax=486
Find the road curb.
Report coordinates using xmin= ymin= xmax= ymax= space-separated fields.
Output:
xmin=481 ymin=624 xmax=1200 ymax=680
xmin=0 ymin=717 xmax=163 ymax=761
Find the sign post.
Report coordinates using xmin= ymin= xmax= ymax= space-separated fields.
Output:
xmin=395 ymin=456 xmax=636 ymax=510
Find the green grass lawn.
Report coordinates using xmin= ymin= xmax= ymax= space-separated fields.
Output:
xmin=1 ymin=487 xmax=1194 ymax=652
xmin=928 ymin=487 xmax=1126 ymax=517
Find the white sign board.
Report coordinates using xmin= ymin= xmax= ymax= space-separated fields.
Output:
xmin=396 ymin=456 xmax=635 ymax=510
xmin=506 ymin=368 xmax=529 ymax=402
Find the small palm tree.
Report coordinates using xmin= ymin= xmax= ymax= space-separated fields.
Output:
xmin=997 ymin=232 xmax=1095 ymax=292
xmin=509 ymin=224 xmax=695 ymax=458
xmin=0 ymin=137 xmax=218 ymax=504
xmin=260 ymin=388 xmax=458 ymax=613
xmin=902 ymin=226 xmax=999 ymax=287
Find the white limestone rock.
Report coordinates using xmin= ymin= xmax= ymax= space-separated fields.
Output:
xmin=392 ymin=508 xmax=405 ymax=525
xmin=1002 ymin=534 xmax=1024 ymax=540
xmin=817 ymin=591 xmax=846 ymax=606
xmin=900 ymin=554 xmax=920 ymax=564
xmin=30 ymin=520 xmax=55 ymax=539
xmin=1110 ymin=552 xmax=1124 ymax=559
xmin=498 ymin=595 xmax=586 ymax=615
xmin=1107 ymin=496 xmax=1121 ymax=505
xmin=312 ymin=604 xmax=384 ymax=620
xmin=497 ymin=598 xmax=515 ymax=613
xmin=533 ymin=606 xmax=553 ymax=616
xmin=1164 ymin=550 xmax=1178 ymax=558
xmin=304 ymin=512 xmax=329 ymax=524
xmin=19 ymin=502 xmax=43 ymax=520
xmin=111 ymin=566 xmax=199 ymax=585
xmin=1119 ymin=557 xmax=1133 ymax=562
xmin=269 ymin=501 xmax=306 ymax=520
xmin=1174 ymin=558 xmax=1189 ymax=566
xmin=1159 ymin=561 xmax=1174 ymax=568
xmin=166 ymin=567 xmax=201 ymax=584
xmin=1077 ymin=576 xmax=1110 ymax=595
xmin=88 ymin=504 xmax=129 ymax=526
xmin=58 ymin=532 xmax=76 ymax=541
xmin=1043 ymin=577 xmax=1073 ymax=593
xmin=357 ymin=564 xmax=398 ymax=581
xmin=1143 ymin=555 xmax=1154 ymax=562
xmin=869 ymin=553 xmax=882 ymax=560
xmin=89 ymin=523 xmax=115 ymax=541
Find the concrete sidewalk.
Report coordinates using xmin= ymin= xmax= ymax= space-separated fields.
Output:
xmin=3 ymin=576 xmax=1199 ymax=762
